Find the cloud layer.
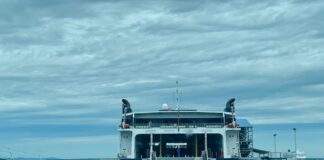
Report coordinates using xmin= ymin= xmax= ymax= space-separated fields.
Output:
xmin=1 ymin=0 xmax=324 ymax=158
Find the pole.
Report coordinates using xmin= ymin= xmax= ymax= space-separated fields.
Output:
xmin=273 ymin=133 xmax=277 ymax=153
xmin=150 ymin=133 xmax=153 ymax=160
xmin=205 ymin=132 xmax=208 ymax=159
xmin=195 ymin=134 xmax=198 ymax=158
xmin=293 ymin=128 xmax=297 ymax=158
xmin=176 ymin=81 xmax=180 ymax=132
xmin=176 ymin=81 xmax=179 ymax=109
xmin=160 ymin=135 xmax=162 ymax=157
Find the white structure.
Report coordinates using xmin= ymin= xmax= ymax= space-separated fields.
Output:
xmin=118 ymin=99 xmax=252 ymax=159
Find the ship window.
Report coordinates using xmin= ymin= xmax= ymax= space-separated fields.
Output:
xmin=134 ymin=118 xmax=224 ymax=127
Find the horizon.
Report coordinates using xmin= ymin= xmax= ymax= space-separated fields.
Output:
xmin=1 ymin=0 xmax=324 ymax=159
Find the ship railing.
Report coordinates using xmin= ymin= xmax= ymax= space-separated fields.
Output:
xmin=267 ymin=152 xmax=289 ymax=158
xmin=134 ymin=123 xmax=224 ymax=128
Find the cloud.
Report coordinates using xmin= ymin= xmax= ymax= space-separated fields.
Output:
xmin=1 ymin=0 xmax=324 ymax=123
xmin=1 ymin=0 xmax=324 ymax=158
xmin=2 ymin=135 xmax=119 ymax=158
xmin=20 ymin=135 xmax=118 ymax=145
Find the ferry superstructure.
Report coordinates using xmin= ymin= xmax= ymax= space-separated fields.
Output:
xmin=118 ymin=98 xmax=253 ymax=160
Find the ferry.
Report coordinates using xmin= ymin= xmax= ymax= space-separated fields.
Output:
xmin=117 ymin=98 xmax=253 ymax=160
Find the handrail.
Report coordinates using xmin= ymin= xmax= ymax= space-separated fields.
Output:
xmin=134 ymin=123 xmax=224 ymax=128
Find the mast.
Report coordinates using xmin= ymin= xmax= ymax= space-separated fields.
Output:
xmin=176 ymin=81 xmax=180 ymax=132
xmin=176 ymin=81 xmax=179 ymax=109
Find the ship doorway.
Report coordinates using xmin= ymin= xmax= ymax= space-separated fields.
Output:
xmin=207 ymin=134 xmax=224 ymax=158
xmin=135 ymin=133 xmax=223 ymax=158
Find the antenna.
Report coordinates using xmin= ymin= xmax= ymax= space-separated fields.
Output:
xmin=176 ymin=81 xmax=179 ymax=110
xmin=176 ymin=81 xmax=180 ymax=132
xmin=180 ymin=90 xmax=183 ymax=108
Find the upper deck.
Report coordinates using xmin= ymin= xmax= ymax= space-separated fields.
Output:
xmin=120 ymin=110 xmax=236 ymax=129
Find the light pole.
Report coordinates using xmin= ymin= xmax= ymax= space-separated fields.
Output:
xmin=293 ymin=128 xmax=297 ymax=156
xmin=273 ymin=133 xmax=277 ymax=153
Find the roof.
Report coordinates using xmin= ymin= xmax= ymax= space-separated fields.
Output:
xmin=133 ymin=111 xmax=225 ymax=119
xmin=133 ymin=110 xmax=225 ymax=114
xmin=237 ymin=119 xmax=252 ymax=127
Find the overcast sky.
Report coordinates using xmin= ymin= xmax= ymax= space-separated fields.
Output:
xmin=1 ymin=0 xmax=324 ymax=158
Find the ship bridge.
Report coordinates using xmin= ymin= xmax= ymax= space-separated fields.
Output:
xmin=123 ymin=110 xmax=233 ymax=129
